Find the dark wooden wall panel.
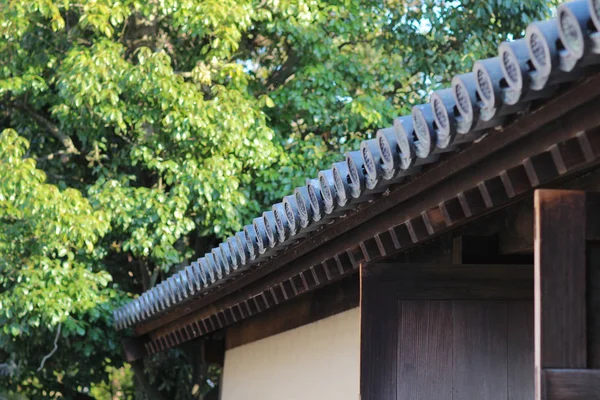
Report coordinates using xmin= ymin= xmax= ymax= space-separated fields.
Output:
xmin=452 ymin=301 xmax=508 ymax=400
xmin=361 ymin=263 xmax=537 ymax=400
xmin=508 ymin=301 xmax=535 ymax=400
xmin=397 ymin=301 xmax=453 ymax=400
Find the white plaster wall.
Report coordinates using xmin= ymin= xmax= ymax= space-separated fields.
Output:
xmin=220 ymin=307 xmax=360 ymax=400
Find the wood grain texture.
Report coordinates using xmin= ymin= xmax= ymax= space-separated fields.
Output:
xmin=534 ymin=190 xmax=587 ymax=369
xmin=360 ymin=265 xmax=398 ymax=400
xmin=544 ymin=369 xmax=600 ymax=399
xmin=508 ymin=301 xmax=535 ymax=400
xmin=361 ymin=260 xmax=539 ymax=400
xmin=397 ymin=301 xmax=453 ymax=400
xmin=452 ymin=301 xmax=509 ymax=400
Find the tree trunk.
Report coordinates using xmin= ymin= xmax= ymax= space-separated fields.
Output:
xmin=131 ymin=360 xmax=168 ymax=400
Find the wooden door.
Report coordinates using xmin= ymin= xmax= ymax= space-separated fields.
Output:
xmin=360 ymin=263 xmax=535 ymax=400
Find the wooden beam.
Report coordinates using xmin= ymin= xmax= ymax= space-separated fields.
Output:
xmin=544 ymin=369 xmax=600 ymax=400
xmin=360 ymin=263 xmax=398 ymax=400
xmin=365 ymin=263 xmax=533 ymax=300
xmin=534 ymin=190 xmax=588 ymax=400
xmin=225 ymin=275 xmax=359 ymax=350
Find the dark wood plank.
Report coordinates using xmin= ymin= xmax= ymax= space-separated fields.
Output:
xmin=360 ymin=264 xmax=398 ymax=400
xmin=544 ymin=369 xmax=600 ymax=399
xmin=589 ymin=241 xmax=600 ymax=369
xmin=508 ymin=301 xmax=535 ymax=400
xmin=225 ymin=275 xmax=359 ymax=350
xmin=534 ymin=190 xmax=587 ymax=370
xmin=366 ymin=263 xmax=533 ymax=300
xmin=452 ymin=301 xmax=508 ymax=400
xmin=588 ymin=193 xmax=600 ymax=368
xmin=397 ymin=301 xmax=452 ymax=400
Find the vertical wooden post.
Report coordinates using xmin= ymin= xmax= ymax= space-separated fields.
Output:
xmin=534 ymin=189 xmax=587 ymax=400
xmin=360 ymin=262 xmax=398 ymax=400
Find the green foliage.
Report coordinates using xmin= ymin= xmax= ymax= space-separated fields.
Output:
xmin=0 ymin=130 xmax=126 ymax=397
xmin=89 ymin=364 xmax=135 ymax=399
xmin=142 ymin=344 xmax=221 ymax=400
xmin=0 ymin=0 xmax=557 ymax=398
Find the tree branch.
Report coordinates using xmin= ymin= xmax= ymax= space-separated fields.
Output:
xmin=174 ymin=71 xmax=192 ymax=78
xmin=265 ymin=47 xmax=299 ymax=91
xmin=37 ymin=323 xmax=61 ymax=372
xmin=36 ymin=150 xmax=69 ymax=163
xmin=15 ymin=104 xmax=80 ymax=155
xmin=150 ymin=267 xmax=160 ymax=288
xmin=138 ymin=258 xmax=151 ymax=291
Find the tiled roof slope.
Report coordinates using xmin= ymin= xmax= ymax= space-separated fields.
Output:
xmin=114 ymin=0 xmax=600 ymax=331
